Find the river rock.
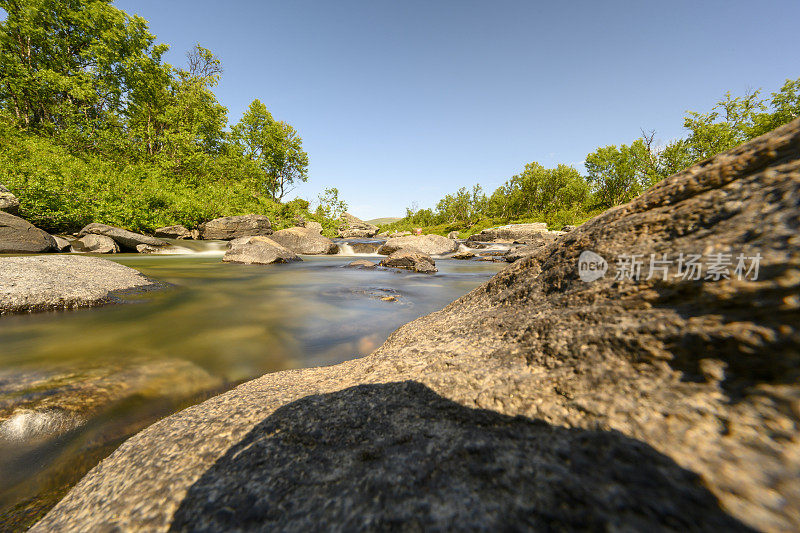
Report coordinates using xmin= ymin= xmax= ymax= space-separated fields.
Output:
xmin=70 ymin=234 xmax=119 ymax=254
xmin=377 ymin=234 xmax=459 ymax=256
xmin=222 ymin=236 xmax=301 ymax=265
xmin=199 ymin=215 xmax=273 ymax=240
xmin=379 ymin=249 xmax=437 ymax=273
xmin=447 ymin=231 xmax=460 ymax=239
xmin=0 ymin=255 xmax=159 ymax=314
xmin=32 ymin=119 xmax=800 ymax=532
xmin=302 ymin=221 xmax=323 ymax=234
xmin=451 ymin=250 xmax=475 ymax=260
xmin=347 ymin=259 xmax=377 ymax=269
xmin=266 ymin=227 xmax=338 ymax=255
xmin=0 ymin=185 xmax=20 ymax=214
xmin=467 ymin=222 xmax=550 ymax=243
xmin=345 ymin=241 xmax=381 ymax=254
xmin=502 ymin=233 xmax=558 ymax=262
xmin=78 ymin=223 xmax=166 ymax=250
xmin=154 ymin=225 xmax=192 ymax=239
xmin=52 ymin=235 xmax=72 ymax=252
xmin=0 ymin=211 xmax=56 ymax=253
xmin=337 ymin=213 xmax=378 ymax=238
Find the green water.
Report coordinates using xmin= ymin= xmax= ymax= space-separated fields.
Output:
xmin=0 ymin=249 xmax=502 ymax=529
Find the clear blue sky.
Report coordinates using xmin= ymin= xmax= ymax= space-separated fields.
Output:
xmin=114 ymin=0 xmax=799 ymax=220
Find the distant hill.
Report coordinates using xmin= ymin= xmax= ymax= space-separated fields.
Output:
xmin=365 ymin=217 xmax=402 ymax=225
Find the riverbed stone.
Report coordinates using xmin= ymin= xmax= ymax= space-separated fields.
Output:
xmin=337 ymin=213 xmax=378 ymax=238
xmin=199 ymin=215 xmax=273 ymax=240
xmin=379 ymin=249 xmax=437 ymax=273
xmin=377 ymin=234 xmax=459 ymax=256
xmin=347 ymin=259 xmax=377 ymax=269
xmin=0 ymin=211 xmax=56 ymax=253
xmin=343 ymin=241 xmax=381 ymax=254
xmin=266 ymin=227 xmax=338 ymax=255
xmin=222 ymin=236 xmax=301 ymax=265
xmin=154 ymin=225 xmax=192 ymax=239
xmin=78 ymin=223 xmax=166 ymax=250
xmin=70 ymin=234 xmax=119 ymax=254
xmin=32 ymin=119 xmax=800 ymax=532
xmin=0 ymin=255 xmax=159 ymax=314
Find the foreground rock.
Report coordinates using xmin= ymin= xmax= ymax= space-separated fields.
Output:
xmin=337 ymin=212 xmax=378 ymax=238
xmin=154 ymin=225 xmax=192 ymax=239
xmin=379 ymin=249 xmax=437 ymax=273
xmin=71 ymin=234 xmax=119 ymax=254
xmin=78 ymin=223 xmax=166 ymax=250
xmin=0 ymin=184 xmax=20 ymax=214
xmin=199 ymin=215 xmax=273 ymax=240
xmin=267 ymin=227 xmax=338 ymax=255
xmin=222 ymin=236 xmax=300 ymax=265
xmin=0 ymin=255 xmax=159 ymax=314
xmin=467 ymin=222 xmax=553 ymax=243
xmin=377 ymin=234 xmax=459 ymax=256
xmin=0 ymin=211 xmax=56 ymax=253
xmin=34 ymin=120 xmax=800 ymax=532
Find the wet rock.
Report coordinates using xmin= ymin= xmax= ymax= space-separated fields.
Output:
xmin=379 ymin=249 xmax=437 ymax=273
xmin=347 ymin=259 xmax=377 ymax=269
xmin=467 ymin=222 xmax=550 ymax=243
xmin=136 ymin=244 xmax=163 ymax=254
xmin=222 ymin=236 xmax=301 ymax=265
xmin=0 ymin=211 xmax=56 ymax=253
xmin=451 ymin=250 xmax=475 ymax=260
xmin=199 ymin=215 xmax=273 ymax=240
xmin=0 ymin=184 xmax=20 ymax=214
xmin=71 ymin=234 xmax=119 ymax=254
xmin=33 ymin=119 xmax=800 ymax=532
xmin=0 ymin=255 xmax=159 ymax=314
xmin=267 ymin=227 xmax=338 ymax=255
xmin=78 ymin=223 xmax=166 ymax=251
xmin=154 ymin=225 xmax=192 ymax=240
xmin=337 ymin=213 xmax=378 ymax=238
xmin=377 ymin=234 xmax=459 ymax=256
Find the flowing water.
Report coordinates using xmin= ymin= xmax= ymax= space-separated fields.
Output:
xmin=0 ymin=242 xmax=503 ymax=529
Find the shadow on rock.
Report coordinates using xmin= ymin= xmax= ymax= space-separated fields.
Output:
xmin=170 ymin=381 xmax=752 ymax=532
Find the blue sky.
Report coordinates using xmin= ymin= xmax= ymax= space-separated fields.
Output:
xmin=114 ymin=0 xmax=799 ymax=220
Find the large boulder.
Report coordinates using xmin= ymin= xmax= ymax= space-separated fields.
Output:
xmin=78 ymin=223 xmax=166 ymax=250
xmin=467 ymin=222 xmax=550 ymax=243
xmin=199 ymin=215 xmax=272 ymax=240
xmin=0 ymin=184 xmax=20 ymax=214
xmin=337 ymin=213 xmax=378 ymax=238
xmin=33 ymin=120 xmax=800 ymax=532
xmin=154 ymin=225 xmax=192 ymax=240
xmin=379 ymin=249 xmax=437 ymax=273
xmin=266 ymin=227 xmax=338 ymax=255
xmin=377 ymin=234 xmax=459 ymax=256
xmin=222 ymin=236 xmax=301 ymax=265
xmin=0 ymin=211 xmax=56 ymax=253
xmin=0 ymin=255 xmax=159 ymax=314
xmin=52 ymin=235 xmax=73 ymax=253
xmin=70 ymin=234 xmax=119 ymax=254
xmin=299 ymin=220 xmax=323 ymax=234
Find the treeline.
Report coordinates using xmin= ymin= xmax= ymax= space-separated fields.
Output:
xmin=384 ymin=78 xmax=800 ymax=236
xmin=0 ymin=0 xmax=323 ymax=233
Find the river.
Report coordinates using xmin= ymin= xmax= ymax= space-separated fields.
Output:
xmin=0 ymin=242 xmax=503 ymax=529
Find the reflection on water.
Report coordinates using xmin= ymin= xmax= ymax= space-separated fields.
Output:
xmin=0 ymin=250 xmax=501 ymax=529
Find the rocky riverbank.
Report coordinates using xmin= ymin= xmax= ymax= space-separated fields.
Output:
xmin=31 ymin=120 xmax=800 ymax=531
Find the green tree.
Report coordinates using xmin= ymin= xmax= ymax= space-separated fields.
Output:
xmin=316 ymin=187 xmax=347 ymax=219
xmin=584 ymin=140 xmax=657 ymax=207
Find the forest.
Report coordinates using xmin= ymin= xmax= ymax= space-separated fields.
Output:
xmin=381 ymin=78 xmax=800 ymax=237
xmin=0 ymin=0 xmax=332 ymax=233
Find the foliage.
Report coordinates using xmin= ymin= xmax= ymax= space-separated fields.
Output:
xmin=315 ymin=187 xmax=347 ymax=220
xmin=0 ymin=0 xmax=327 ymax=233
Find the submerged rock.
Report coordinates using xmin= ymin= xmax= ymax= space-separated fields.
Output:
xmin=199 ymin=215 xmax=273 ymax=240
xmin=222 ymin=236 xmax=301 ymax=265
xmin=154 ymin=225 xmax=192 ymax=240
xmin=0 ymin=211 xmax=56 ymax=253
xmin=33 ymin=120 xmax=800 ymax=532
xmin=267 ymin=227 xmax=338 ymax=255
xmin=0 ymin=255 xmax=159 ymax=314
xmin=78 ymin=223 xmax=166 ymax=251
xmin=377 ymin=234 xmax=459 ymax=256
xmin=379 ymin=249 xmax=437 ymax=273
xmin=71 ymin=234 xmax=119 ymax=254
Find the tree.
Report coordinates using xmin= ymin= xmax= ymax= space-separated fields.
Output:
xmin=584 ymin=140 xmax=656 ymax=207
xmin=231 ymin=99 xmax=308 ymax=200
xmin=315 ymin=187 xmax=347 ymax=219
